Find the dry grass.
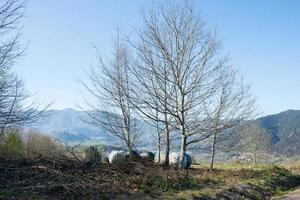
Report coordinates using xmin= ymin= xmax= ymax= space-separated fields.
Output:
xmin=1 ymin=158 xmax=300 ymax=200
xmin=281 ymin=160 xmax=300 ymax=172
xmin=192 ymin=161 xmax=271 ymax=170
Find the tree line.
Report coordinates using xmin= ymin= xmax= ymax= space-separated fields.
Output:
xmin=80 ymin=1 xmax=257 ymax=170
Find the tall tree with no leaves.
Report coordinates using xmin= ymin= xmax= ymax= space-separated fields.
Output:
xmin=128 ymin=41 xmax=175 ymax=165
xmin=238 ymin=124 xmax=270 ymax=164
xmin=204 ymin=65 xmax=257 ymax=171
xmin=130 ymin=1 xmax=223 ymax=168
xmin=80 ymin=32 xmax=139 ymax=154
xmin=0 ymin=0 xmax=48 ymax=136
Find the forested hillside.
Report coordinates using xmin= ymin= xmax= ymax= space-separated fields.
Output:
xmin=257 ymin=110 xmax=300 ymax=156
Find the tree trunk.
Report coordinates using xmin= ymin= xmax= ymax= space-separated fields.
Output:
xmin=164 ymin=121 xmax=170 ymax=166
xmin=179 ymin=134 xmax=187 ymax=169
xmin=163 ymin=64 xmax=170 ymax=166
xmin=157 ymin=132 xmax=161 ymax=163
xmin=127 ymin=128 xmax=133 ymax=159
xmin=128 ymin=145 xmax=133 ymax=159
xmin=252 ymin=145 xmax=257 ymax=164
xmin=210 ymin=133 xmax=217 ymax=171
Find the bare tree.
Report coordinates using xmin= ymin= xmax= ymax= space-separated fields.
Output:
xmin=203 ymin=65 xmax=257 ymax=171
xmin=0 ymin=0 xmax=49 ymax=136
xmin=237 ymin=124 xmax=270 ymax=164
xmin=128 ymin=43 xmax=175 ymax=165
xmin=129 ymin=1 xmax=224 ymax=168
xmin=0 ymin=0 xmax=25 ymax=70
xmin=79 ymin=32 xmax=140 ymax=154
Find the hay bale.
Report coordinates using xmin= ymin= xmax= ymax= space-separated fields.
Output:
xmin=154 ymin=152 xmax=166 ymax=164
xmin=169 ymin=152 xmax=192 ymax=169
xmin=140 ymin=151 xmax=155 ymax=160
xmin=169 ymin=152 xmax=179 ymax=165
xmin=108 ymin=150 xmax=125 ymax=164
xmin=125 ymin=150 xmax=141 ymax=160
xmin=185 ymin=154 xmax=192 ymax=169
xmin=103 ymin=151 xmax=110 ymax=163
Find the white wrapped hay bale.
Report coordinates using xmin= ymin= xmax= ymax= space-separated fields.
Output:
xmin=108 ymin=150 xmax=125 ymax=164
xmin=103 ymin=151 xmax=110 ymax=163
xmin=154 ymin=152 xmax=166 ymax=164
xmin=125 ymin=150 xmax=141 ymax=159
xmin=169 ymin=152 xmax=180 ymax=165
xmin=169 ymin=152 xmax=192 ymax=169
xmin=140 ymin=151 xmax=155 ymax=160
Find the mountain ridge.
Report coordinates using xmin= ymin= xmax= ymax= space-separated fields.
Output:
xmin=30 ymin=108 xmax=300 ymax=156
xmin=256 ymin=109 xmax=300 ymax=156
xmin=31 ymin=108 xmax=156 ymax=148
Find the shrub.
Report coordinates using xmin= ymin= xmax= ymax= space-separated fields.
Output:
xmin=85 ymin=146 xmax=101 ymax=165
xmin=2 ymin=129 xmax=24 ymax=160
xmin=23 ymin=129 xmax=66 ymax=159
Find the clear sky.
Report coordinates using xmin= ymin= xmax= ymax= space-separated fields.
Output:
xmin=14 ymin=0 xmax=300 ymax=115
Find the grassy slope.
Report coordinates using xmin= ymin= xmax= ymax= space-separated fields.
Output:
xmin=158 ymin=163 xmax=300 ymax=200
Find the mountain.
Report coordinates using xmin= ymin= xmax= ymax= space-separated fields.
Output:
xmin=30 ymin=108 xmax=156 ymax=148
xmin=256 ymin=109 xmax=300 ymax=156
xmin=30 ymin=108 xmax=300 ymax=157
xmin=31 ymin=108 xmax=109 ymax=143
xmin=222 ymin=109 xmax=300 ymax=157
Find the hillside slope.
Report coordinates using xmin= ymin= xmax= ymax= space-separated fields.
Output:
xmin=257 ymin=110 xmax=300 ymax=156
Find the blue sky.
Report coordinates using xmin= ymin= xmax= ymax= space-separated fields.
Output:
xmin=14 ymin=0 xmax=300 ymax=115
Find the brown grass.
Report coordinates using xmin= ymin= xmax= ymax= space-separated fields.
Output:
xmin=1 ymin=158 xmax=300 ymax=200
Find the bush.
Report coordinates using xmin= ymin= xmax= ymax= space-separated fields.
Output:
xmin=23 ymin=129 xmax=66 ymax=159
xmin=2 ymin=129 xmax=24 ymax=160
xmin=0 ymin=129 xmax=70 ymax=160
xmin=85 ymin=146 xmax=101 ymax=165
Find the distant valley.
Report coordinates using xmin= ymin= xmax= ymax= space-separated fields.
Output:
xmin=30 ymin=108 xmax=300 ymax=157
xmin=30 ymin=108 xmax=156 ymax=148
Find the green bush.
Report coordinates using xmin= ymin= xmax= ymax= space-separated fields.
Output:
xmin=3 ymin=130 xmax=24 ymax=160
xmin=85 ymin=146 xmax=101 ymax=165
